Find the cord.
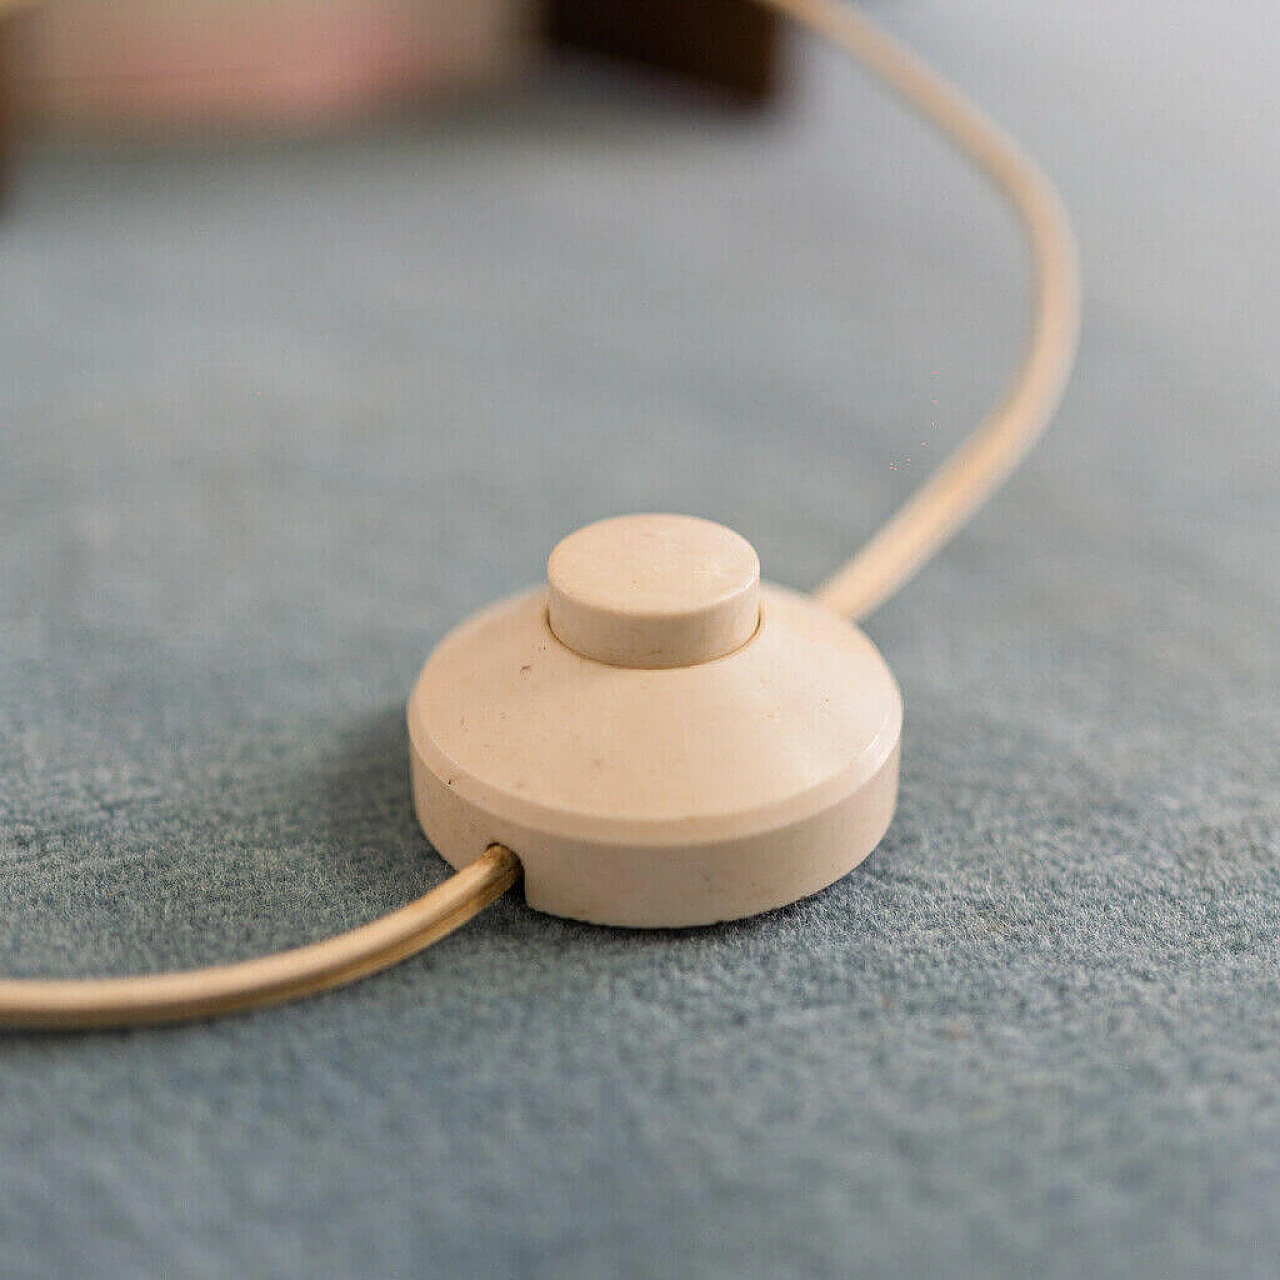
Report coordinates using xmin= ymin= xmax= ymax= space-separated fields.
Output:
xmin=0 ymin=846 xmax=519 ymax=1030
xmin=762 ymin=0 xmax=1081 ymax=620
xmin=0 ymin=0 xmax=1077 ymax=1030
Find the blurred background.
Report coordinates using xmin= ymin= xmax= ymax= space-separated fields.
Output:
xmin=0 ymin=0 xmax=779 ymax=149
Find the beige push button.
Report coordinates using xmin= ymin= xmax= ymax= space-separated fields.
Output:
xmin=547 ymin=513 xmax=760 ymax=668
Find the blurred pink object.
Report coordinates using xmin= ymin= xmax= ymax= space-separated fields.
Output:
xmin=10 ymin=0 xmax=536 ymax=136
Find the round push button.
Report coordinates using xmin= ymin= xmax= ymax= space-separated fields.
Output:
xmin=547 ymin=513 xmax=760 ymax=668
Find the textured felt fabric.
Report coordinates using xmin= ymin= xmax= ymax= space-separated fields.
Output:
xmin=1 ymin=4 xmax=1277 ymax=1277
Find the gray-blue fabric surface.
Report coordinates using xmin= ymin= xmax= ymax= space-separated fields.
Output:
xmin=2 ymin=4 xmax=1277 ymax=1277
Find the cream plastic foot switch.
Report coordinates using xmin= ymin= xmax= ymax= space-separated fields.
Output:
xmin=407 ymin=514 xmax=902 ymax=926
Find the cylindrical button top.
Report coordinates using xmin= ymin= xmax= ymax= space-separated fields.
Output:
xmin=547 ymin=514 xmax=760 ymax=669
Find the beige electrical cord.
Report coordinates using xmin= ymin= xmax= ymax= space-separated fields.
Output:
xmin=0 ymin=0 xmax=1079 ymax=1031
xmin=767 ymin=0 xmax=1082 ymax=620
xmin=0 ymin=845 xmax=521 ymax=1030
